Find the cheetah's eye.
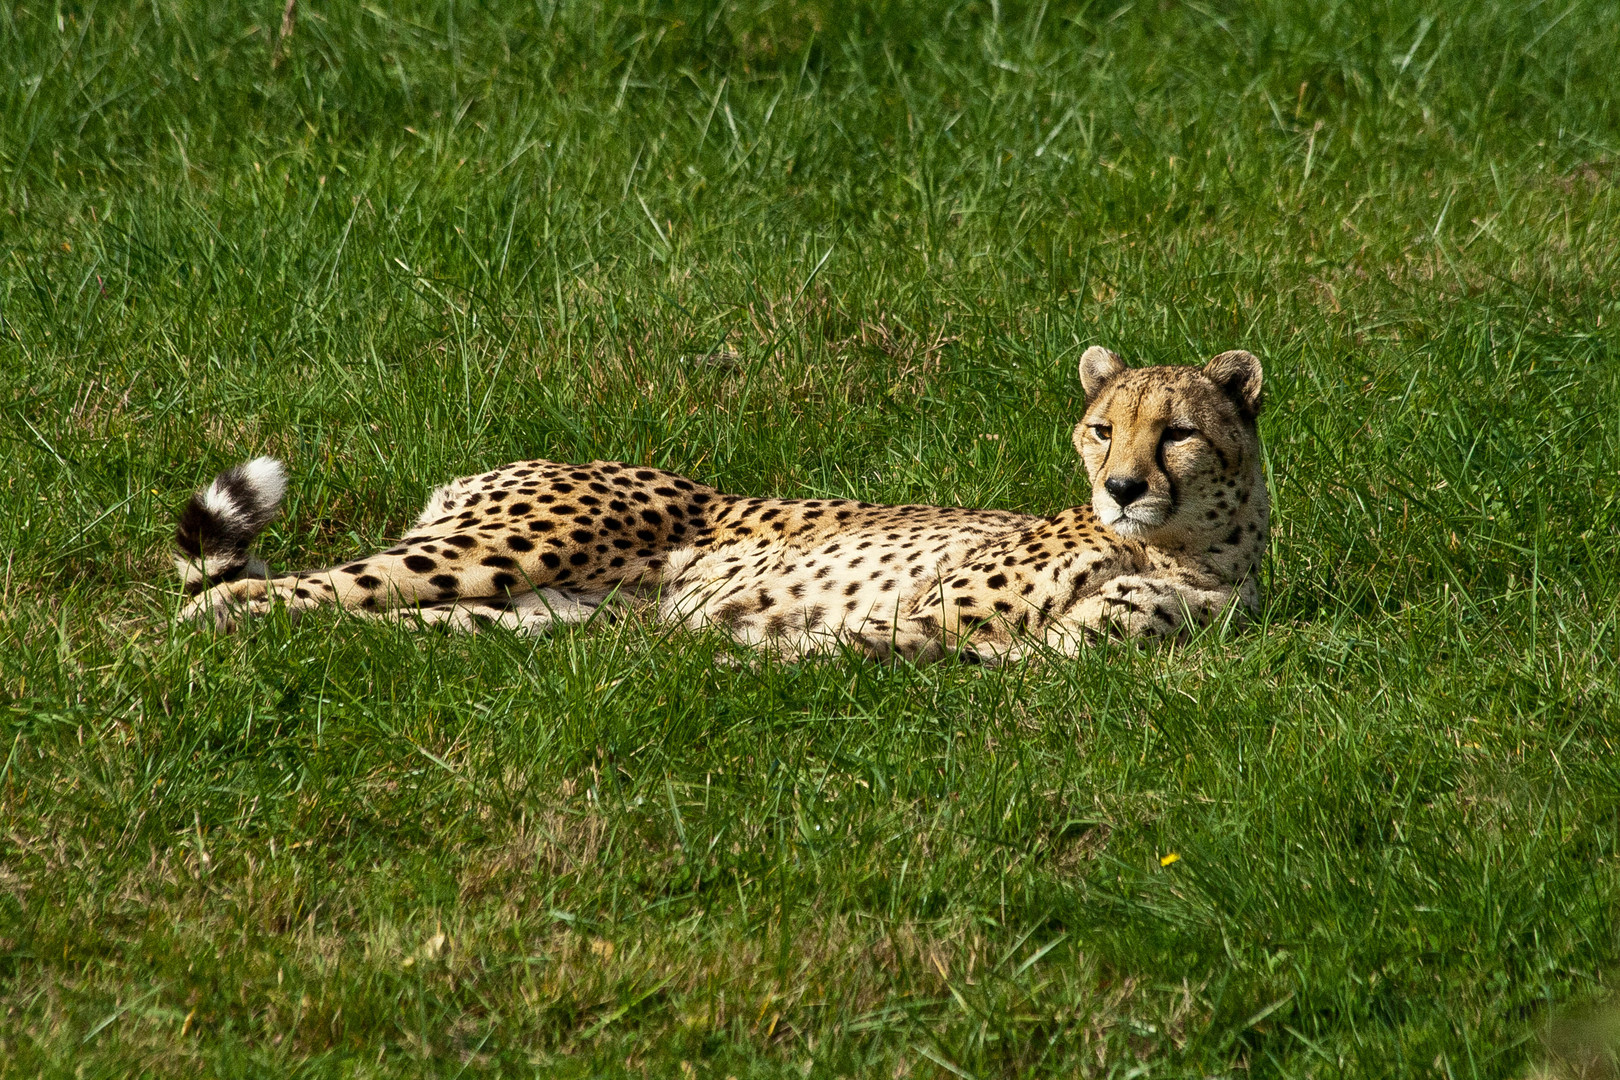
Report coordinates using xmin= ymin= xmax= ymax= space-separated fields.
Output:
xmin=1088 ymin=424 xmax=1112 ymax=442
xmin=1161 ymin=426 xmax=1198 ymax=444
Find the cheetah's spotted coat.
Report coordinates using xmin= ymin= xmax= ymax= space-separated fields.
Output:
xmin=176 ymin=348 xmax=1270 ymax=661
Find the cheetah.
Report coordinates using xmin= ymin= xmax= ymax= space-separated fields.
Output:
xmin=175 ymin=347 xmax=1269 ymax=662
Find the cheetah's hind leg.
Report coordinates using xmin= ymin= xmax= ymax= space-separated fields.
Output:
xmin=381 ymin=588 xmax=616 ymax=635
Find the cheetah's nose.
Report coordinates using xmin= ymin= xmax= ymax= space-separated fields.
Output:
xmin=1104 ymin=476 xmax=1150 ymax=506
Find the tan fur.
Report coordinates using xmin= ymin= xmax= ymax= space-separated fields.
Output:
xmin=178 ymin=348 xmax=1270 ymax=662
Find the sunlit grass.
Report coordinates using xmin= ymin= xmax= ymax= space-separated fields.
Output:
xmin=2 ymin=0 xmax=1618 ymax=1075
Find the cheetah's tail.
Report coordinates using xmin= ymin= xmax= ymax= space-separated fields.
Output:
xmin=173 ymin=457 xmax=288 ymax=596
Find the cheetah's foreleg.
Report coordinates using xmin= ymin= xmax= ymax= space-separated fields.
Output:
xmin=1059 ymin=575 xmax=1238 ymax=643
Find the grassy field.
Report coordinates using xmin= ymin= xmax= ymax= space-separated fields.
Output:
xmin=2 ymin=0 xmax=1619 ymax=1075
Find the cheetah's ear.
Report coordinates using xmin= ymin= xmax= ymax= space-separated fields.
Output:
xmin=1203 ymin=349 xmax=1264 ymax=417
xmin=1078 ymin=346 xmax=1125 ymax=398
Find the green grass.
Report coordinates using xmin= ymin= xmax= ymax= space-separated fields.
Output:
xmin=2 ymin=0 xmax=1619 ymax=1075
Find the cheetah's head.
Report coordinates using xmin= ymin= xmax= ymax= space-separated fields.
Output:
xmin=1074 ymin=347 xmax=1266 ymax=545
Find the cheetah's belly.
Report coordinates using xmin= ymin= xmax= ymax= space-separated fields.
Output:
xmin=658 ymin=529 xmax=994 ymax=650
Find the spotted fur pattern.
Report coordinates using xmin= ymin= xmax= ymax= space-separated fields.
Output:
xmin=176 ymin=349 xmax=1270 ymax=661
